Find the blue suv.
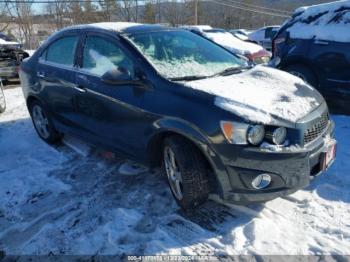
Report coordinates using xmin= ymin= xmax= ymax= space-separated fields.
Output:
xmin=272 ymin=1 xmax=350 ymax=115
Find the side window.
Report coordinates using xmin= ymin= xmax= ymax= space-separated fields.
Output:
xmin=82 ymin=36 xmax=134 ymax=77
xmin=46 ymin=36 xmax=78 ymax=66
xmin=264 ymin=28 xmax=273 ymax=39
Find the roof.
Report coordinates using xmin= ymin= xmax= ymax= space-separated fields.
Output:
xmin=180 ymin=25 xmax=213 ymax=32
xmin=283 ymin=0 xmax=350 ymax=43
xmin=60 ymin=22 xmax=173 ymax=35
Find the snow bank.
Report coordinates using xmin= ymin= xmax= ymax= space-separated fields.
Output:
xmin=0 ymin=88 xmax=69 ymax=226
xmin=184 ymin=66 xmax=322 ymax=124
xmin=288 ymin=0 xmax=350 ymax=42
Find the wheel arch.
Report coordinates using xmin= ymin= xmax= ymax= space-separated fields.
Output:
xmin=26 ymin=95 xmax=43 ymax=110
xmin=146 ymin=119 xmax=229 ymax=196
xmin=280 ymin=58 xmax=320 ymax=86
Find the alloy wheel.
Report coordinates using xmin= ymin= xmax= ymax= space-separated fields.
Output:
xmin=164 ymin=146 xmax=183 ymax=200
xmin=32 ymin=105 xmax=50 ymax=139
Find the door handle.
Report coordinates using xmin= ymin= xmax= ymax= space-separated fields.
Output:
xmin=37 ymin=72 xmax=45 ymax=78
xmin=73 ymin=85 xmax=87 ymax=93
xmin=314 ymin=40 xmax=329 ymax=45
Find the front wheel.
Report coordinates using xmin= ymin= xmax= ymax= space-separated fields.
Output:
xmin=29 ymin=100 xmax=62 ymax=144
xmin=163 ymin=136 xmax=210 ymax=210
xmin=0 ymin=86 xmax=5 ymax=113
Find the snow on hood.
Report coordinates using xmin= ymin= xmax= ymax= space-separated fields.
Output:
xmin=288 ymin=0 xmax=350 ymax=43
xmin=181 ymin=25 xmax=263 ymax=55
xmin=203 ymin=31 xmax=263 ymax=55
xmin=0 ymin=38 xmax=20 ymax=46
xmin=183 ymin=65 xmax=323 ymax=124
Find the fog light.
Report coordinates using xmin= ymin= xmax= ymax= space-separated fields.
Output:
xmin=251 ymin=174 xmax=271 ymax=189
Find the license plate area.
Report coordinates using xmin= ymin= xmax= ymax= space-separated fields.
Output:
xmin=320 ymin=139 xmax=337 ymax=171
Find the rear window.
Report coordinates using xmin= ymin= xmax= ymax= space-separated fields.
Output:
xmin=45 ymin=36 xmax=78 ymax=66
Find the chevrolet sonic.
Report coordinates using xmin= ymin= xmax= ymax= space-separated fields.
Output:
xmin=19 ymin=23 xmax=336 ymax=210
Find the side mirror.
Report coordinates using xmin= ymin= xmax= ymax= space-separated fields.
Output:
xmin=101 ymin=67 xmax=132 ymax=85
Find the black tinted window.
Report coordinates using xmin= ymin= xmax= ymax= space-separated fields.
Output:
xmin=46 ymin=36 xmax=78 ymax=66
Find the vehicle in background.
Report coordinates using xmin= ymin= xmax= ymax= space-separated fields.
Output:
xmin=0 ymin=79 xmax=5 ymax=113
xmin=0 ymin=33 xmax=29 ymax=82
xmin=182 ymin=25 xmax=271 ymax=64
xmin=248 ymin=26 xmax=280 ymax=51
xmin=272 ymin=1 xmax=350 ymax=115
xmin=20 ymin=23 xmax=336 ymax=210
xmin=229 ymin=29 xmax=251 ymax=41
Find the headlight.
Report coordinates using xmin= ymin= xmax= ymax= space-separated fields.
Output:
xmin=220 ymin=121 xmax=249 ymax=144
xmin=269 ymin=127 xmax=287 ymax=145
xmin=253 ymin=56 xmax=270 ymax=64
xmin=247 ymin=125 xmax=265 ymax=145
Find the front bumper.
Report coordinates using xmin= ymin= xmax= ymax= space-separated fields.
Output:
xmin=212 ymin=121 xmax=336 ymax=203
xmin=0 ymin=60 xmax=18 ymax=79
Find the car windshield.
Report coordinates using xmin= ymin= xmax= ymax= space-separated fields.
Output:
xmin=125 ymin=30 xmax=247 ymax=80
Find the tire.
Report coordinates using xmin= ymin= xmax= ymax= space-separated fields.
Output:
xmin=163 ymin=136 xmax=210 ymax=210
xmin=285 ymin=64 xmax=318 ymax=87
xmin=0 ymin=86 xmax=5 ymax=113
xmin=29 ymin=100 xmax=62 ymax=144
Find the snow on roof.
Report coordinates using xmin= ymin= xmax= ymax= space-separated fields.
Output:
xmin=181 ymin=25 xmax=213 ymax=31
xmin=90 ymin=22 xmax=141 ymax=32
xmin=58 ymin=22 xmax=142 ymax=34
xmin=184 ymin=65 xmax=322 ymax=124
xmin=287 ymin=0 xmax=350 ymax=42
xmin=182 ymin=25 xmax=263 ymax=55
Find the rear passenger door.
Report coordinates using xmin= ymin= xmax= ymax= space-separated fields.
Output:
xmin=36 ymin=33 xmax=82 ymax=130
xmin=74 ymin=33 xmax=147 ymax=157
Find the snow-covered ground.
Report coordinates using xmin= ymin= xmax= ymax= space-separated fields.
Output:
xmin=0 ymin=87 xmax=349 ymax=256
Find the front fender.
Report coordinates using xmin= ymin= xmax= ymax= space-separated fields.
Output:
xmin=147 ymin=117 xmax=232 ymax=198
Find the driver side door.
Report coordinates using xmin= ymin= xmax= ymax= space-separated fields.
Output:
xmin=74 ymin=33 xmax=147 ymax=158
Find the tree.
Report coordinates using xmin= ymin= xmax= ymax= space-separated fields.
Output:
xmin=120 ymin=0 xmax=139 ymax=22
xmin=163 ymin=0 xmax=191 ymax=26
xmin=67 ymin=2 xmax=84 ymax=24
xmin=5 ymin=1 xmax=35 ymax=48
xmin=144 ymin=1 xmax=156 ymax=24
xmin=46 ymin=0 xmax=69 ymax=30
xmin=98 ymin=0 xmax=119 ymax=22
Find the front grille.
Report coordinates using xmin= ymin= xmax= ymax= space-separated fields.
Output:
xmin=304 ymin=111 xmax=329 ymax=144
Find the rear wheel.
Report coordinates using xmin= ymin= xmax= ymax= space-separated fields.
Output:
xmin=163 ymin=136 xmax=210 ymax=210
xmin=0 ymin=86 xmax=5 ymax=113
xmin=29 ymin=100 xmax=62 ymax=144
xmin=285 ymin=64 xmax=318 ymax=87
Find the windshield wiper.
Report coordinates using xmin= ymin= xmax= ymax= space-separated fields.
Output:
xmin=213 ymin=65 xmax=253 ymax=77
xmin=169 ymin=75 xmax=208 ymax=82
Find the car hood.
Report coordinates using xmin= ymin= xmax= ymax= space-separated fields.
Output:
xmin=183 ymin=65 xmax=324 ymax=125
xmin=204 ymin=32 xmax=263 ymax=55
xmin=0 ymin=38 xmax=20 ymax=46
